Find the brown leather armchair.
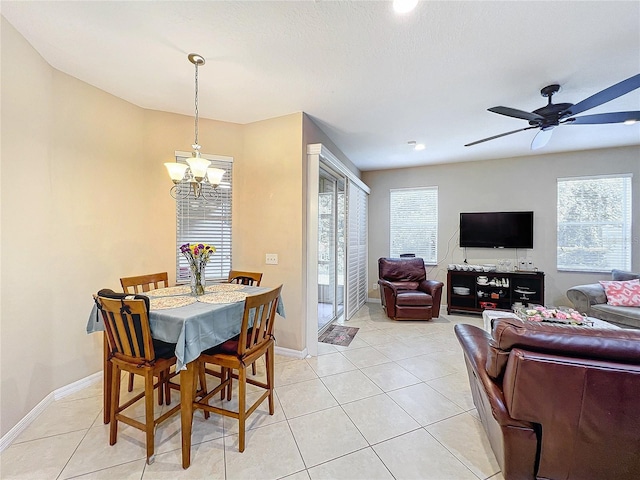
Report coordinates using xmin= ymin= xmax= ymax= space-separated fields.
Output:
xmin=378 ymin=257 xmax=443 ymax=320
xmin=455 ymin=318 xmax=640 ymax=480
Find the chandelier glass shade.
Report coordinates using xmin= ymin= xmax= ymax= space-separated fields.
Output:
xmin=165 ymin=53 xmax=225 ymax=200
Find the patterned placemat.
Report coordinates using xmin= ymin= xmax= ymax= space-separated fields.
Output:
xmin=204 ymin=284 xmax=245 ymax=293
xmin=150 ymin=296 xmax=197 ymax=310
xmin=145 ymin=285 xmax=191 ymax=297
xmin=198 ymin=292 xmax=248 ymax=304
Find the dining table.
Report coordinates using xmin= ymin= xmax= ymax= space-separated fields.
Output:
xmin=86 ymin=282 xmax=285 ymax=468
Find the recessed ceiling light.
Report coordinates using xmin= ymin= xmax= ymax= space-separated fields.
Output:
xmin=624 ymin=119 xmax=638 ymax=125
xmin=393 ymin=0 xmax=419 ymax=14
xmin=407 ymin=141 xmax=425 ymax=151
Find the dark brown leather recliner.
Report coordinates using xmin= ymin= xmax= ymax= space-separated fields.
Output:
xmin=454 ymin=317 xmax=640 ymax=480
xmin=378 ymin=257 xmax=443 ymax=320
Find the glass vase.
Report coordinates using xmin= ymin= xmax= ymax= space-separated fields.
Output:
xmin=190 ymin=263 xmax=206 ymax=296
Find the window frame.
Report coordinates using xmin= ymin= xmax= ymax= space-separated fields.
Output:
xmin=389 ymin=186 xmax=438 ymax=264
xmin=556 ymin=173 xmax=632 ymax=273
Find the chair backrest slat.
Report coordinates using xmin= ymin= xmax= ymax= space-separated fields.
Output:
xmin=238 ymin=285 xmax=281 ymax=357
xmin=228 ymin=270 xmax=263 ymax=286
xmin=120 ymin=272 xmax=169 ymax=294
xmin=95 ymin=295 xmax=155 ymax=363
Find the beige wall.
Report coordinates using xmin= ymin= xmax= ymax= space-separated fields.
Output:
xmin=1 ymin=17 xmax=160 ymax=436
xmin=238 ymin=113 xmax=306 ymax=350
xmin=1 ymin=20 xmax=307 ymax=436
xmin=363 ymin=146 xmax=640 ymax=310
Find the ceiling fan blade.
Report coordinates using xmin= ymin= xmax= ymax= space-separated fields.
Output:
xmin=488 ymin=106 xmax=544 ymax=122
xmin=567 ymin=111 xmax=640 ymax=125
xmin=531 ymin=129 xmax=553 ymax=150
xmin=568 ymin=74 xmax=640 ymax=116
xmin=465 ymin=126 xmax=538 ymax=147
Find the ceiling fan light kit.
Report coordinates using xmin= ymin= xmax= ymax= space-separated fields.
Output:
xmin=465 ymin=73 xmax=640 ymax=149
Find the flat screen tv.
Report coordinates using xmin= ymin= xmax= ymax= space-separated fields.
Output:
xmin=459 ymin=211 xmax=534 ymax=248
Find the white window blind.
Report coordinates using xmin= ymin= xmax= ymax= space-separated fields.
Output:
xmin=346 ymin=181 xmax=368 ymax=319
xmin=390 ymin=187 xmax=438 ymax=263
xmin=557 ymin=174 xmax=632 ymax=272
xmin=175 ymin=153 xmax=233 ymax=283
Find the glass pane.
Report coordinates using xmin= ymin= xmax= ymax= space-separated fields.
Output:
xmin=318 ymin=172 xmax=336 ymax=329
xmin=557 ymin=175 xmax=631 ymax=271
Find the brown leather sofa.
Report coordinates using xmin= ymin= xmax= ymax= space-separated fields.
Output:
xmin=454 ymin=317 xmax=640 ymax=480
xmin=378 ymin=257 xmax=443 ymax=320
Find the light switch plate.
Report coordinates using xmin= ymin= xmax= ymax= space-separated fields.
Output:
xmin=265 ymin=253 xmax=278 ymax=265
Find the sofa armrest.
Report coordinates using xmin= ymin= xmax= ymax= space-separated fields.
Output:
xmin=418 ymin=280 xmax=444 ymax=317
xmin=567 ymin=283 xmax=607 ymax=313
xmin=378 ymin=278 xmax=400 ymax=294
xmin=454 ymin=324 xmax=532 ymax=428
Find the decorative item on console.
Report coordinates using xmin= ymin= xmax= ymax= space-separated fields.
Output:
xmin=447 ymin=264 xmax=497 ymax=272
xmin=517 ymin=305 xmax=591 ymax=325
xmin=517 ymin=258 xmax=536 ymax=271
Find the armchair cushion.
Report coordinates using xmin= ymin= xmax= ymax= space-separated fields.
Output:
xmin=396 ymin=291 xmax=433 ymax=307
xmin=379 ymin=257 xmax=426 ymax=282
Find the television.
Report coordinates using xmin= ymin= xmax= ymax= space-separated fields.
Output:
xmin=459 ymin=211 xmax=534 ymax=248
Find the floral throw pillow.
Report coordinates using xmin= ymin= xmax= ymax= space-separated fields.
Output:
xmin=599 ymin=279 xmax=640 ymax=307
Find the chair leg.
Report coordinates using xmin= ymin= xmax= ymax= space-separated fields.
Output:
xmin=251 ymin=361 xmax=257 ymax=375
xmin=157 ymin=370 xmax=165 ymax=406
xmin=197 ymin=363 xmax=210 ymax=420
xmin=267 ymin=345 xmax=275 ymax=415
xmin=226 ymin=368 xmax=232 ymax=401
xmin=103 ymin=339 xmax=112 ymax=424
xmin=238 ymin=365 xmax=247 ymax=453
xmin=144 ymin=370 xmax=155 ymax=464
xmin=164 ymin=369 xmax=171 ymax=405
xmin=128 ymin=372 xmax=134 ymax=392
xmin=109 ymin=365 xmax=121 ymax=446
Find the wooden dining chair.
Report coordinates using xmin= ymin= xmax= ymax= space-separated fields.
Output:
xmin=227 ymin=270 xmax=263 ymax=374
xmin=227 ymin=270 xmax=263 ymax=286
xmin=120 ymin=272 xmax=169 ymax=392
xmin=192 ymin=285 xmax=282 ymax=453
xmin=120 ymin=272 xmax=169 ymax=294
xmin=94 ymin=293 xmax=181 ymax=464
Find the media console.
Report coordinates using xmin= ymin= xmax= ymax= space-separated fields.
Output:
xmin=447 ymin=269 xmax=545 ymax=315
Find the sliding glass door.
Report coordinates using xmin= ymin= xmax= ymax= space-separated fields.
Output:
xmin=318 ymin=167 xmax=345 ymax=332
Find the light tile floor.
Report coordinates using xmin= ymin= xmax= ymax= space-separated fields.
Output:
xmin=1 ymin=304 xmax=505 ymax=480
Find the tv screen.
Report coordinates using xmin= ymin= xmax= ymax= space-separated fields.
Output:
xmin=459 ymin=211 xmax=534 ymax=248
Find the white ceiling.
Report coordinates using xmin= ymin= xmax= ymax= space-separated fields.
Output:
xmin=2 ymin=1 xmax=639 ymax=171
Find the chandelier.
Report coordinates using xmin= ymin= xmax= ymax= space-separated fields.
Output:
xmin=165 ymin=53 xmax=225 ymax=200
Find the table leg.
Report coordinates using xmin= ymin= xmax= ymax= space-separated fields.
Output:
xmin=181 ymin=361 xmax=196 ymax=469
xmin=103 ymin=333 xmax=112 ymax=424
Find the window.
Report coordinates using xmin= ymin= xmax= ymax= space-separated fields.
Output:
xmin=390 ymin=186 xmax=438 ymax=263
xmin=175 ymin=152 xmax=233 ymax=283
xmin=557 ymin=174 xmax=632 ymax=272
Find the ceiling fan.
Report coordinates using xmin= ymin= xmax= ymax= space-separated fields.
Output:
xmin=465 ymin=73 xmax=640 ymax=150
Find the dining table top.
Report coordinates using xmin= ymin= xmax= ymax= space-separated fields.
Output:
xmin=87 ymin=283 xmax=284 ymax=370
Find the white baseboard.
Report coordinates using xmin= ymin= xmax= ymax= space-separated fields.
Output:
xmin=53 ymin=372 xmax=102 ymax=401
xmin=275 ymin=345 xmax=307 ymax=359
xmin=0 ymin=372 xmax=102 ymax=453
